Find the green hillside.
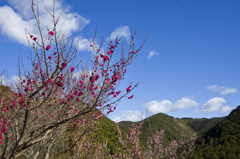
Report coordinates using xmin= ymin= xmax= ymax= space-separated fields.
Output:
xmin=191 ymin=105 xmax=240 ymax=159
xmin=47 ymin=109 xmax=130 ymax=158
xmin=118 ymin=113 xmax=196 ymax=153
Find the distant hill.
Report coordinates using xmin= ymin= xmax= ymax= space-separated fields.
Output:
xmin=180 ymin=117 xmax=225 ymax=134
xmin=191 ymin=105 xmax=240 ymax=159
xmin=118 ymin=113 xmax=196 ymax=153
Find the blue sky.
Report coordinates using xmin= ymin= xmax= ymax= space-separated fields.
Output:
xmin=0 ymin=0 xmax=239 ymax=122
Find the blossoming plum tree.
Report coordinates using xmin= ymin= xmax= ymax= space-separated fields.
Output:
xmin=0 ymin=0 xmax=148 ymax=158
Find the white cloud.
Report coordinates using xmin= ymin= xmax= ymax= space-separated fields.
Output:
xmin=220 ymin=88 xmax=238 ymax=95
xmin=73 ymin=36 xmax=103 ymax=55
xmin=145 ymin=100 xmax=172 ymax=114
xmin=74 ymin=37 xmax=93 ymax=52
xmin=72 ymin=70 xmax=93 ymax=79
xmin=0 ymin=0 xmax=90 ymax=46
xmin=219 ymin=106 xmax=232 ymax=114
xmin=172 ymin=98 xmax=198 ymax=111
xmin=144 ymin=97 xmax=198 ymax=115
xmin=0 ymin=5 xmax=35 ymax=46
xmin=198 ymin=97 xmax=226 ymax=112
xmin=0 ymin=76 xmax=10 ymax=86
xmin=206 ymin=85 xmax=238 ymax=95
xmin=147 ymin=50 xmax=158 ymax=60
xmin=206 ymin=85 xmax=218 ymax=90
xmin=11 ymin=75 xmax=24 ymax=84
xmin=9 ymin=75 xmax=26 ymax=91
xmin=0 ymin=75 xmax=25 ymax=92
xmin=113 ymin=110 xmax=145 ymax=122
xmin=107 ymin=26 xmax=130 ymax=41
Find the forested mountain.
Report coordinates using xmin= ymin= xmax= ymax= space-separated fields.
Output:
xmin=118 ymin=113 xmax=196 ymax=153
xmin=191 ymin=105 xmax=240 ymax=159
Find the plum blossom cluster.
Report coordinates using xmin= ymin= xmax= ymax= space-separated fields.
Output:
xmin=0 ymin=0 xmax=148 ymax=158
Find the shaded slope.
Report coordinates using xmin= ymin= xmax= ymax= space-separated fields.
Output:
xmin=181 ymin=117 xmax=225 ymax=134
xmin=192 ymin=105 xmax=240 ymax=159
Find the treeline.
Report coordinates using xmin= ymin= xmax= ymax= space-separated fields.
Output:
xmin=182 ymin=117 xmax=225 ymax=134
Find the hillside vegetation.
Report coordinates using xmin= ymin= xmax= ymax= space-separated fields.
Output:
xmin=118 ymin=113 xmax=196 ymax=153
xmin=191 ymin=105 xmax=240 ymax=159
